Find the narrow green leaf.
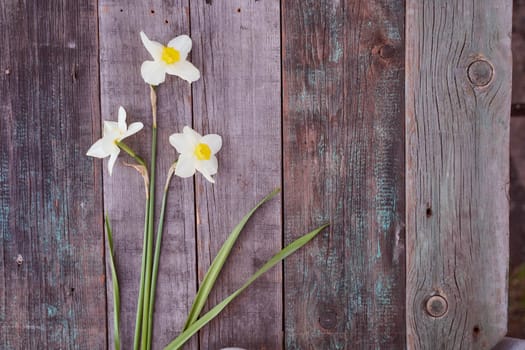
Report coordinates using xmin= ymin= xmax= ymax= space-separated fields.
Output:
xmin=165 ymin=223 xmax=329 ymax=350
xmin=183 ymin=188 xmax=281 ymax=330
xmin=105 ymin=215 xmax=121 ymax=350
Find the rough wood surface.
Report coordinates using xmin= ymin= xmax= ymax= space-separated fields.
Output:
xmin=98 ymin=1 xmax=197 ymax=348
xmin=406 ymin=1 xmax=512 ymax=349
xmin=510 ymin=0 xmax=525 ymax=338
xmin=282 ymin=0 xmax=406 ymax=348
xmin=190 ymin=1 xmax=282 ymax=349
xmin=0 ymin=1 xmax=106 ymax=349
xmin=509 ymin=118 xmax=525 ymax=339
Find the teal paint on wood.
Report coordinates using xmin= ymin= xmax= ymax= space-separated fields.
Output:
xmin=282 ymin=0 xmax=406 ymax=348
xmin=0 ymin=1 xmax=106 ymax=349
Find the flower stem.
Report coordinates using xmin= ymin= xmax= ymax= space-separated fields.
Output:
xmin=132 ymin=200 xmax=149 ymax=350
xmin=146 ymin=163 xmax=176 ymax=347
xmin=116 ymin=140 xmax=147 ymax=168
xmin=105 ymin=215 xmax=121 ymax=350
xmin=142 ymin=85 xmax=158 ymax=350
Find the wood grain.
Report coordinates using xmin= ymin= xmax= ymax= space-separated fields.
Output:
xmin=190 ymin=1 xmax=282 ymax=349
xmin=0 ymin=1 xmax=105 ymax=349
xmin=510 ymin=0 xmax=525 ymax=338
xmin=509 ymin=118 xmax=525 ymax=339
xmin=98 ymin=1 xmax=197 ymax=348
xmin=406 ymin=1 xmax=512 ymax=349
xmin=282 ymin=0 xmax=406 ymax=348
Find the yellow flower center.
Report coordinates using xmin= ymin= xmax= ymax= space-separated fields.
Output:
xmin=161 ymin=46 xmax=181 ymax=65
xmin=194 ymin=143 xmax=211 ymax=160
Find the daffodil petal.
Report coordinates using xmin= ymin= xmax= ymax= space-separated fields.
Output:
xmin=169 ymin=132 xmax=193 ymax=154
xmin=118 ymin=106 xmax=127 ymax=131
xmin=175 ymin=154 xmax=196 ymax=178
xmin=200 ymin=134 xmax=222 ymax=154
xmin=141 ymin=61 xmax=167 ymax=86
xmin=183 ymin=126 xmax=202 ymax=146
xmin=140 ymin=31 xmax=164 ymax=61
xmin=165 ymin=61 xmax=200 ymax=83
xmin=103 ymin=121 xmax=119 ymax=136
xmin=197 ymin=156 xmax=218 ymax=175
xmin=167 ymin=35 xmax=192 ymax=58
xmin=86 ymin=138 xmax=112 ymax=158
xmin=122 ymin=122 xmax=144 ymax=139
xmin=195 ymin=156 xmax=218 ymax=183
xmin=107 ymin=150 xmax=120 ymax=176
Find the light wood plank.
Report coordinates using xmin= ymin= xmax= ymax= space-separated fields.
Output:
xmin=406 ymin=1 xmax=512 ymax=348
xmin=98 ymin=1 xmax=197 ymax=348
xmin=190 ymin=1 xmax=282 ymax=348
xmin=282 ymin=0 xmax=406 ymax=348
xmin=0 ymin=1 xmax=105 ymax=348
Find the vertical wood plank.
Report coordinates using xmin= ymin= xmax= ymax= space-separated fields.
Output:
xmin=509 ymin=118 xmax=525 ymax=338
xmin=98 ymin=1 xmax=197 ymax=348
xmin=282 ymin=0 xmax=406 ymax=348
xmin=190 ymin=1 xmax=282 ymax=348
xmin=510 ymin=0 xmax=525 ymax=338
xmin=406 ymin=1 xmax=512 ymax=349
xmin=0 ymin=1 xmax=105 ymax=349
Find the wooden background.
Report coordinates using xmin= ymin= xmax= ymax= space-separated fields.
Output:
xmin=0 ymin=0 xmax=519 ymax=349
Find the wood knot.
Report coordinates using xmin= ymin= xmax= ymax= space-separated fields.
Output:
xmin=425 ymin=295 xmax=448 ymax=318
xmin=318 ymin=308 xmax=338 ymax=330
xmin=467 ymin=59 xmax=493 ymax=87
xmin=379 ymin=44 xmax=396 ymax=59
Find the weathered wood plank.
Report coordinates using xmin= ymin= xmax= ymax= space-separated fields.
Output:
xmin=0 ymin=1 xmax=105 ymax=349
xmin=98 ymin=2 xmax=197 ymax=348
xmin=510 ymin=0 xmax=525 ymax=338
xmin=282 ymin=0 xmax=406 ymax=348
xmin=406 ymin=1 xmax=512 ymax=349
xmin=509 ymin=118 xmax=525 ymax=339
xmin=190 ymin=1 xmax=282 ymax=348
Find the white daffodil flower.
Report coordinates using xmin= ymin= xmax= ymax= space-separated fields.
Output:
xmin=140 ymin=31 xmax=200 ymax=85
xmin=86 ymin=106 xmax=144 ymax=176
xmin=169 ymin=126 xmax=222 ymax=183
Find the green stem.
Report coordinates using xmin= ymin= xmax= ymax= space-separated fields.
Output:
xmin=116 ymin=140 xmax=147 ymax=167
xmin=146 ymin=164 xmax=176 ymax=347
xmin=142 ymin=85 xmax=158 ymax=350
xmin=132 ymin=200 xmax=149 ymax=350
xmin=105 ymin=215 xmax=120 ymax=350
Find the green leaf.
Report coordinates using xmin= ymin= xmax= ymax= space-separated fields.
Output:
xmin=105 ymin=215 xmax=121 ymax=350
xmin=182 ymin=188 xmax=281 ymax=330
xmin=165 ymin=222 xmax=329 ymax=350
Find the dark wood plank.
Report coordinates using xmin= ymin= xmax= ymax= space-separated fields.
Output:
xmin=494 ymin=337 xmax=525 ymax=350
xmin=0 ymin=1 xmax=105 ymax=348
xmin=282 ymin=0 xmax=406 ymax=348
xmin=190 ymin=1 xmax=282 ymax=348
xmin=510 ymin=0 xmax=525 ymax=338
xmin=510 ymin=118 xmax=525 ymax=339
xmin=513 ymin=0 xmax=525 ymax=104
xmin=98 ymin=1 xmax=197 ymax=348
xmin=406 ymin=1 xmax=512 ymax=348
